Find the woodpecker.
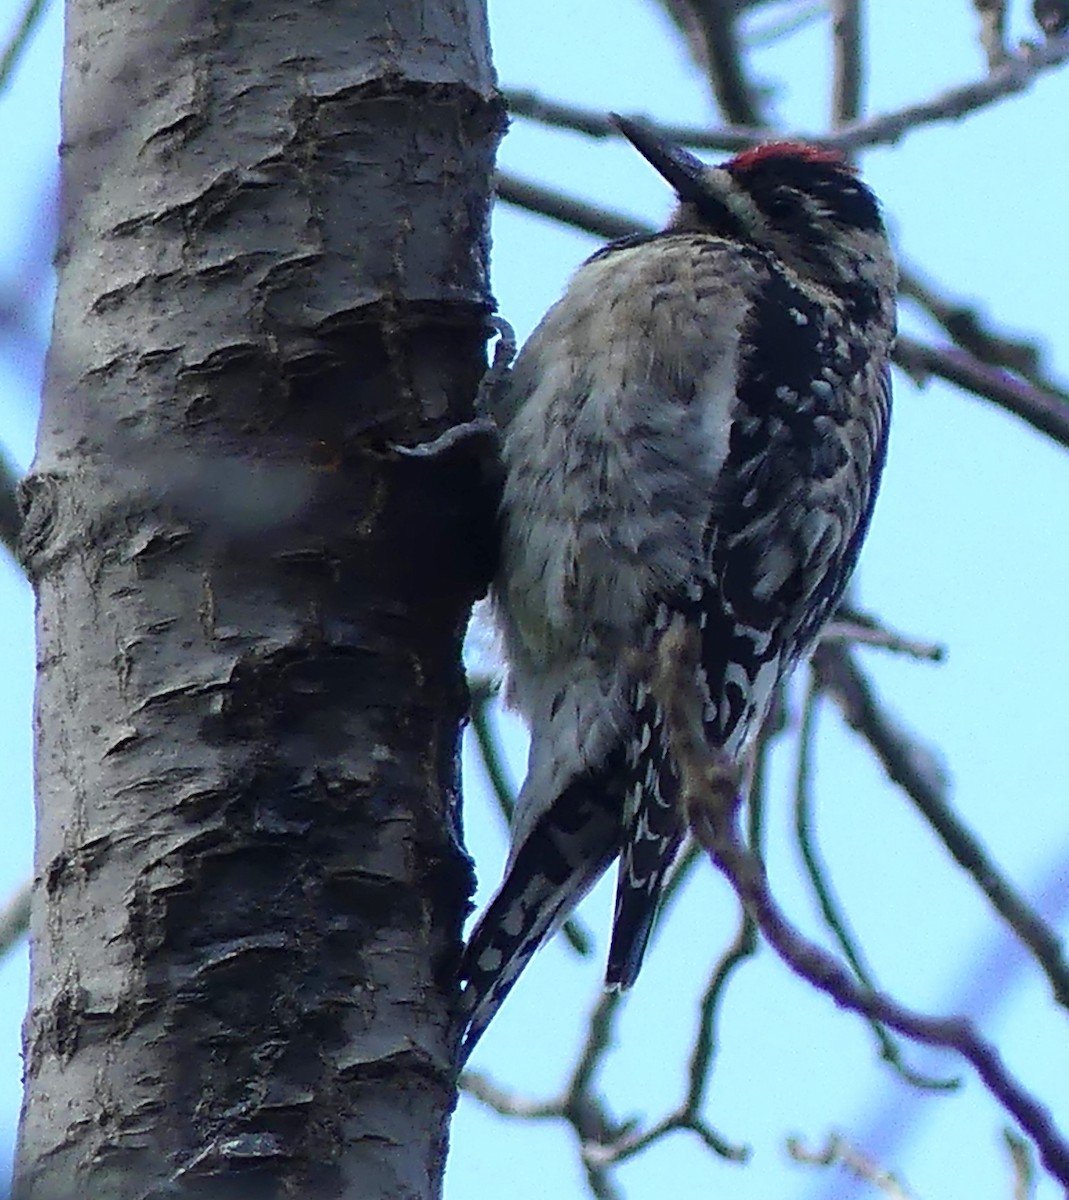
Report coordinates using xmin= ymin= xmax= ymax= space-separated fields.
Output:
xmin=458 ymin=116 xmax=896 ymax=1060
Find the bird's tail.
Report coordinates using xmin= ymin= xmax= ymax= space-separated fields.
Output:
xmin=605 ymin=681 xmax=686 ymax=991
xmin=457 ymin=773 xmax=621 ymax=1063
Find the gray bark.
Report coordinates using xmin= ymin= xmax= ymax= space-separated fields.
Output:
xmin=15 ymin=1 xmax=501 ymax=1197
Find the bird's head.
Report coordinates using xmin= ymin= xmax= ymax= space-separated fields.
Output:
xmin=611 ymin=114 xmax=896 ymax=313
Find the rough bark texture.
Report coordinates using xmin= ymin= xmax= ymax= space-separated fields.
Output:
xmin=15 ymin=1 xmax=502 ymax=1197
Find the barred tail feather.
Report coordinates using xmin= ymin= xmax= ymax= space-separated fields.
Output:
xmin=457 ymin=773 xmax=621 ymax=1062
xmin=605 ymin=688 xmax=686 ymax=991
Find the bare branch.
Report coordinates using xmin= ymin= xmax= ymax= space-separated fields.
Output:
xmin=788 ymin=1132 xmax=917 ymax=1198
xmin=563 ymin=998 xmax=641 ymax=1200
xmin=974 ymin=0 xmax=1010 ymax=68
xmin=898 ymin=264 xmax=1069 ymax=400
xmin=564 ymin=989 xmax=623 ymax=1119
xmin=505 ymin=92 xmax=628 ymax=140
xmin=649 ymin=618 xmax=1069 ymax=1189
xmin=584 ymin=1106 xmax=745 ymax=1169
xmin=684 ymin=910 xmax=758 ymax=1111
xmin=812 ymin=641 xmax=1069 ymax=1015
xmin=1005 ymin=1126 xmax=1037 ymax=1200
xmin=581 ymin=1160 xmax=623 ymax=1200
xmin=460 ymin=1071 xmax=562 ymax=1121
xmin=746 ymin=1 xmax=825 ymax=47
xmin=654 ymin=0 xmax=766 ymax=126
xmin=894 ymin=336 xmax=1069 ymax=454
xmin=469 ymin=682 xmax=517 ymax=823
xmin=675 ymin=734 xmax=764 ymax=1131
xmin=0 ymin=879 xmax=30 ymax=960
xmin=495 ymin=172 xmax=643 ymax=242
xmin=828 ymin=35 xmax=1069 ymax=151
xmin=794 ymin=681 xmax=957 ymax=1091
xmin=692 ymin=0 xmax=766 ymax=126
xmin=459 ymin=991 xmax=630 ymax=1200
xmin=506 ymin=32 xmax=1069 ymax=156
xmin=565 ymin=967 xmax=746 ymax=1168
xmin=0 ymin=0 xmax=49 ymax=92
xmin=1034 ymin=0 xmax=1069 ymax=36
xmin=461 ymin=747 xmax=762 ymax=1185
xmin=830 ymin=0 xmax=864 ymax=127
xmin=583 ymin=742 xmax=775 ymax=1171
xmin=504 ymin=89 xmax=761 ymax=154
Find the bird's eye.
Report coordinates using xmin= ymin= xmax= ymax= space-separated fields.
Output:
xmin=766 ymin=192 xmax=799 ymax=220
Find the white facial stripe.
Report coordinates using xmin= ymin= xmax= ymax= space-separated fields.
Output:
xmin=704 ymin=167 xmax=767 ymax=232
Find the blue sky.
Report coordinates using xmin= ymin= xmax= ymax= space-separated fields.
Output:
xmin=2 ymin=2 xmax=1068 ymax=1198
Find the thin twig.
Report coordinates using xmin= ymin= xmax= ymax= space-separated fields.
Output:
xmin=0 ymin=879 xmax=30 ymax=960
xmin=464 ymin=733 xmax=763 ymax=1180
xmin=812 ymin=641 xmax=1069 ymax=1015
xmin=459 ymin=990 xmax=630 ymax=1200
xmin=583 ymin=1161 xmax=623 ymax=1200
xmin=745 ymin=1 xmax=825 ymax=47
xmin=793 ymin=682 xmax=957 ymax=1092
xmin=788 ymin=1132 xmax=917 ymax=1198
xmin=821 ymin=610 xmax=946 ymax=662
xmin=469 ymin=687 xmax=517 ymax=825
xmin=591 ymin=696 xmax=775 ymax=1169
xmin=1005 ymin=1126 xmax=1036 ymax=1200
xmin=827 ymin=35 xmax=1069 ymax=151
xmin=974 ymin=0 xmax=1010 ymax=68
xmin=0 ymin=0 xmax=49 ymax=92
xmin=496 ymin=172 xmax=643 ymax=242
xmin=679 ymin=728 xmax=767 ymax=1121
xmin=683 ymin=909 xmax=757 ymax=1122
xmin=651 ymin=619 xmax=1069 ymax=1189
xmin=652 ymin=0 xmax=767 ymax=126
xmin=625 ymin=706 xmax=779 ymax=1159
xmin=898 ymin=264 xmax=1069 ymax=402
xmin=565 ymin=989 xmax=622 ymax=1112
xmin=460 ymin=1071 xmax=562 ymax=1120
xmin=830 ymin=0 xmax=864 ymax=127
xmin=738 ymin=861 xmax=1069 ymax=1185
xmin=563 ymin=995 xmax=630 ymax=1200
xmin=692 ymin=0 xmax=766 ymax=126
xmin=504 ymin=90 xmax=760 ymax=154
xmin=584 ymin=1105 xmax=744 ymax=1168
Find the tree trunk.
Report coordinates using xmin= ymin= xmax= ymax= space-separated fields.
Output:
xmin=15 ymin=1 xmax=501 ymax=1197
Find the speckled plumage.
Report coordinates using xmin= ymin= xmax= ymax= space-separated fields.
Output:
xmin=458 ymin=119 xmax=896 ymax=1059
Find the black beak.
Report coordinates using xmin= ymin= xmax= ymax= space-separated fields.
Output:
xmin=609 ymin=114 xmax=711 ymax=207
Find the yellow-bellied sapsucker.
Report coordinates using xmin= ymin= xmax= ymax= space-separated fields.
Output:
xmin=458 ymin=117 xmax=897 ymax=1060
